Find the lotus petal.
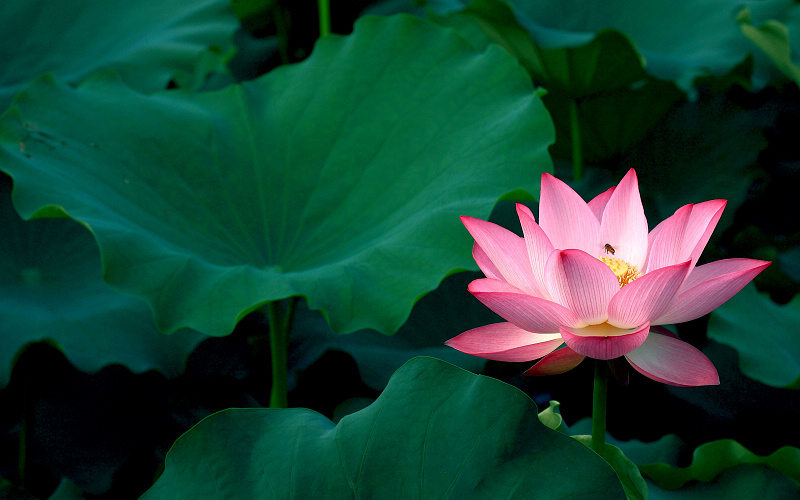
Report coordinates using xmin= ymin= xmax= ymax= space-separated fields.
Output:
xmin=599 ymin=169 xmax=649 ymax=270
xmin=539 ymin=173 xmax=600 ymax=255
xmin=544 ymin=249 xmax=618 ymax=325
xmin=524 ymin=345 xmax=584 ymax=376
xmin=445 ymin=323 xmax=562 ymax=362
xmin=654 ymin=259 xmax=771 ymax=325
xmin=461 ymin=216 xmax=544 ymax=297
xmin=560 ymin=323 xmax=650 ymax=360
xmin=469 ymin=278 xmax=583 ymax=332
xmin=625 ymin=332 xmax=719 ymax=387
xmin=608 ymin=261 xmax=690 ymax=328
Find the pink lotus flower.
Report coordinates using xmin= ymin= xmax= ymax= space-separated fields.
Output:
xmin=446 ymin=169 xmax=770 ymax=386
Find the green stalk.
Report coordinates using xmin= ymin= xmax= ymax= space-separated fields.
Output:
xmin=591 ymin=360 xmax=608 ymax=456
xmin=318 ymin=0 xmax=331 ymax=38
xmin=272 ymin=3 xmax=290 ymax=65
xmin=569 ymin=99 xmax=584 ymax=182
xmin=268 ymin=300 xmax=289 ymax=408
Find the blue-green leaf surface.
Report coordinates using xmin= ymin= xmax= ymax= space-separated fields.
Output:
xmin=0 ymin=177 xmax=205 ymax=387
xmin=0 ymin=0 xmax=238 ymax=109
xmin=708 ymin=284 xmax=800 ymax=389
xmin=142 ymin=357 xmax=624 ymax=499
xmin=0 ymin=15 xmax=554 ymax=336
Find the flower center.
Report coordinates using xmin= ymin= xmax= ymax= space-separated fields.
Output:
xmin=598 ymin=257 xmax=643 ymax=287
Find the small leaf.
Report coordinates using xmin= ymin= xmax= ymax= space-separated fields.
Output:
xmin=142 ymin=357 xmax=625 ymax=499
xmin=537 ymin=400 xmax=569 ymax=434
xmin=708 ymin=284 xmax=800 ymax=389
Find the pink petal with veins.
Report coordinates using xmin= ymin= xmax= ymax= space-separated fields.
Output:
xmin=560 ymin=322 xmax=650 ymax=360
xmin=588 ymin=186 xmax=615 ymax=222
xmin=646 ymin=200 xmax=726 ymax=273
xmin=646 ymin=204 xmax=692 ymax=272
xmin=654 ymin=259 xmax=771 ymax=325
xmin=625 ymin=331 xmax=719 ymax=386
xmin=608 ymin=261 xmax=691 ymax=328
xmin=539 ymin=173 xmax=600 ymax=255
xmin=469 ymin=278 xmax=583 ymax=332
xmin=461 ymin=216 xmax=544 ymax=297
xmin=473 ymin=242 xmax=502 ymax=280
xmin=600 ymin=169 xmax=649 ymax=270
xmin=524 ymin=345 xmax=585 ymax=376
xmin=445 ymin=323 xmax=563 ymax=362
xmin=517 ymin=204 xmax=554 ymax=298
xmin=683 ymin=200 xmax=726 ymax=268
xmin=544 ymin=249 xmax=619 ymax=324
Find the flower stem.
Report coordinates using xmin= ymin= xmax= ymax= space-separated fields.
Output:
xmin=268 ymin=300 xmax=292 ymax=408
xmin=569 ymin=99 xmax=584 ymax=182
xmin=318 ymin=0 xmax=331 ymax=38
xmin=591 ymin=360 xmax=608 ymax=456
xmin=272 ymin=3 xmax=290 ymax=65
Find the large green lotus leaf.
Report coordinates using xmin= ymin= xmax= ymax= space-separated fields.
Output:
xmin=0 ymin=177 xmax=205 ymax=387
xmin=429 ymin=0 xmax=647 ymax=98
xmin=707 ymin=284 xmax=800 ymax=389
xmin=142 ymin=357 xmax=625 ymax=499
xmin=424 ymin=0 xmax=683 ymax=165
xmin=0 ymin=15 xmax=554 ymax=336
xmin=0 ymin=0 xmax=237 ymax=110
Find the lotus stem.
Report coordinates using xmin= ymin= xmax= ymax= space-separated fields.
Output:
xmin=268 ymin=300 xmax=290 ymax=408
xmin=318 ymin=0 xmax=331 ymax=38
xmin=591 ymin=360 xmax=608 ymax=456
xmin=569 ymin=99 xmax=583 ymax=181
xmin=272 ymin=4 xmax=290 ymax=65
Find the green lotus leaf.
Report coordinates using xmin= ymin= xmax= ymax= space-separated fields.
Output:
xmin=425 ymin=0 xmax=800 ymax=89
xmin=142 ymin=357 xmax=625 ymax=499
xmin=737 ymin=6 xmax=800 ymax=87
xmin=0 ymin=14 xmax=554 ymax=336
xmin=0 ymin=0 xmax=238 ymax=110
xmin=572 ymin=435 xmax=648 ymax=500
xmin=424 ymin=0 xmax=684 ymax=166
xmin=428 ymin=0 xmax=647 ymax=98
xmin=48 ymin=478 xmax=85 ymax=500
xmin=507 ymin=0 xmax=799 ymax=90
xmin=0 ymin=176 xmax=205 ymax=387
xmin=570 ymin=418 xmax=800 ymax=499
xmin=648 ymin=466 xmax=800 ymax=500
xmin=640 ymin=439 xmax=800 ymax=490
xmin=707 ymin=284 xmax=800 ymax=389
